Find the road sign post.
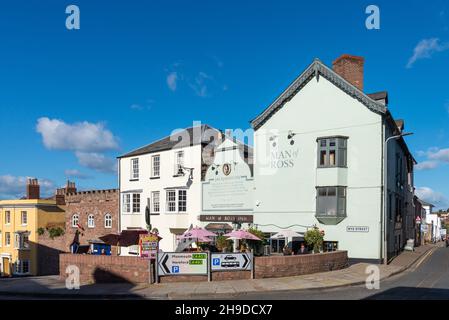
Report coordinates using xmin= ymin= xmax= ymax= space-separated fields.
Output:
xmin=155 ymin=251 xmax=159 ymax=284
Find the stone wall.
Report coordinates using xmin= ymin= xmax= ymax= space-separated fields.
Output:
xmin=60 ymin=254 xmax=151 ymax=284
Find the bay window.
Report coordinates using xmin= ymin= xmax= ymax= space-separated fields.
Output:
xmin=316 ymin=186 xmax=347 ymax=224
xmin=317 ymin=137 xmax=347 ymax=167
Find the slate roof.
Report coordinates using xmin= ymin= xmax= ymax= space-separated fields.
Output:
xmin=118 ymin=124 xmax=223 ymax=158
xmin=250 ymin=58 xmax=387 ymax=131
xmin=367 ymin=91 xmax=389 ymax=104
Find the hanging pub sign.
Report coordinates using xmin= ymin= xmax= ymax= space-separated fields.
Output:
xmin=139 ymin=233 xmax=160 ymax=260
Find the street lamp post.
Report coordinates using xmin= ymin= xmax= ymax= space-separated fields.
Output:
xmin=383 ymin=132 xmax=413 ymax=264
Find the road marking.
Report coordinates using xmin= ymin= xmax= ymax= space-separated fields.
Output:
xmin=411 ymin=247 xmax=436 ymax=272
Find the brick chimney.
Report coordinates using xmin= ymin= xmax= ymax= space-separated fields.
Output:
xmin=26 ymin=178 xmax=40 ymax=200
xmin=55 ymin=181 xmax=77 ymax=205
xmin=332 ymin=54 xmax=365 ymax=91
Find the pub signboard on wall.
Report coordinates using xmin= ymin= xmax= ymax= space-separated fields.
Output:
xmin=199 ymin=215 xmax=253 ymax=223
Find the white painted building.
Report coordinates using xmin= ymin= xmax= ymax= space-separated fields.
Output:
xmin=118 ymin=124 xmax=223 ymax=253
xmin=250 ymin=55 xmax=416 ymax=263
xmin=422 ymin=201 xmax=441 ymax=242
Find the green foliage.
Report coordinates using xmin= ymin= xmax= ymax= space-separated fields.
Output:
xmin=48 ymin=227 xmax=65 ymax=240
xmin=304 ymin=227 xmax=324 ymax=253
xmin=37 ymin=227 xmax=45 ymax=236
xmin=216 ymin=235 xmax=233 ymax=252
xmin=247 ymin=227 xmax=267 ymax=255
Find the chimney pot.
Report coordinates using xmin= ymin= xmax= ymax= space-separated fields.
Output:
xmin=332 ymin=54 xmax=365 ymax=91
xmin=26 ymin=178 xmax=40 ymax=200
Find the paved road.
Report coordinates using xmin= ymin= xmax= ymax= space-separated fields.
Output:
xmin=1 ymin=246 xmax=448 ymax=300
xmin=196 ymin=246 xmax=449 ymax=300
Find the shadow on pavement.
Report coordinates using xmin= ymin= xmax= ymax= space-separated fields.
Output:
xmin=364 ymin=286 xmax=449 ymax=300
xmin=0 ymin=267 xmax=146 ymax=300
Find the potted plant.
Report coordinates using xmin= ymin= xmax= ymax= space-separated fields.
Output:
xmin=216 ymin=235 xmax=232 ymax=253
xmin=304 ymin=227 xmax=325 ymax=254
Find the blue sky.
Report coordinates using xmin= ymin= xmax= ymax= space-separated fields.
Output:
xmin=0 ymin=0 xmax=448 ymax=208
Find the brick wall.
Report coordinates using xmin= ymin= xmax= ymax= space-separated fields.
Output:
xmin=254 ymin=251 xmax=348 ymax=279
xmin=37 ymin=232 xmax=67 ymax=275
xmin=60 ymin=251 xmax=347 ymax=284
xmin=332 ymin=54 xmax=364 ymax=91
xmin=60 ymin=254 xmax=151 ymax=284
xmin=64 ymin=190 xmax=119 ymax=254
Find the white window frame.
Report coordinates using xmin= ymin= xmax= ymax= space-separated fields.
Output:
xmin=5 ymin=232 xmax=11 ymax=247
xmin=14 ymin=232 xmax=30 ymax=250
xmin=152 ymin=191 xmax=160 ymax=214
xmin=165 ymin=189 xmax=187 ymax=213
xmin=132 ymin=193 xmax=141 ymax=213
xmin=104 ymin=214 xmax=112 ymax=228
xmin=174 ymin=151 xmax=184 ymax=175
xmin=166 ymin=190 xmax=177 ymax=212
xmin=21 ymin=211 xmax=27 ymax=226
xmin=131 ymin=158 xmax=139 ymax=180
xmin=151 ymin=155 xmax=160 ymax=178
xmin=178 ymin=190 xmax=187 ymax=212
xmin=87 ymin=214 xmax=95 ymax=228
xmin=5 ymin=211 xmax=10 ymax=225
xmin=123 ymin=194 xmax=131 ymax=213
xmin=15 ymin=260 xmax=30 ymax=275
xmin=72 ymin=214 xmax=79 ymax=228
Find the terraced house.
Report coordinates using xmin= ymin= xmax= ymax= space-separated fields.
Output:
xmin=0 ymin=179 xmax=65 ymax=276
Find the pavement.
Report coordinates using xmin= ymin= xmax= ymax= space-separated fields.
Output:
xmin=0 ymin=243 xmax=438 ymax=299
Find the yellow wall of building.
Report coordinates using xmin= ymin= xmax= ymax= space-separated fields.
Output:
xmin=0 ymin=200 xmax=64 ymax=276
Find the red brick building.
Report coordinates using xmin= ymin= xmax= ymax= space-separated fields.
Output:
xmin=64 ymin=189 xmax=119 ymax=254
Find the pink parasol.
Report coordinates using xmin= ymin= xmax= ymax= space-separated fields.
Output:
xmin=178 ymin=226 xmax=217 ymax=240
xmin=223 ymin=230 xmax=262 ymax=241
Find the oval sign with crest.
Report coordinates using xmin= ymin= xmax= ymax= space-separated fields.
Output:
xmin=222 ymin=163 xmax=232 ymax=176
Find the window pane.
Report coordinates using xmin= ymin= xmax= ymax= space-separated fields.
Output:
xmin=329 ymin=139 xmax=336 ymax=147
xmin=320 ymin=151 xmax=327 ymax=166
xmin=327 ymin=187 xmax=336 ymax=197
xmin=320 ymin=139 xmax=327 ymax=147
xmin=329 ymin=150 xmax=336 ymax=166
xmin=178 ymin=190 xmax=187 ymax=212
xmin=318 ymin=188 xmax=327 ymax=197
xmin=132 ymin=194 xmax=140 ymax=213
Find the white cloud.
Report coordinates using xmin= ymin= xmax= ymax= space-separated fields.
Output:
xmin=167 ymin=72 xmax=178 ymax=91
xmin=427 ymin=148 xmax=449 ymax=162
xmin=64 ymin=169 xmax=91 ymax=180
xmin=415 ymin=160 xmax=439 ymax=171
xmin=75 ymin=152 xmax=117 ymax=174
xmin=189 ymin=72 xmax=212 ymax=97
xmin=415 ymin=186 xmax=449 ymax=209
xmin=36 ymin=117 xmax=119 ymax=174
xmin=36 ymin=117 xmax=119 ymax=153
xmin=407 ymin=38 xmax=449 ymax=68
xmin=0 ymin=175 xmax=55 ymax=199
